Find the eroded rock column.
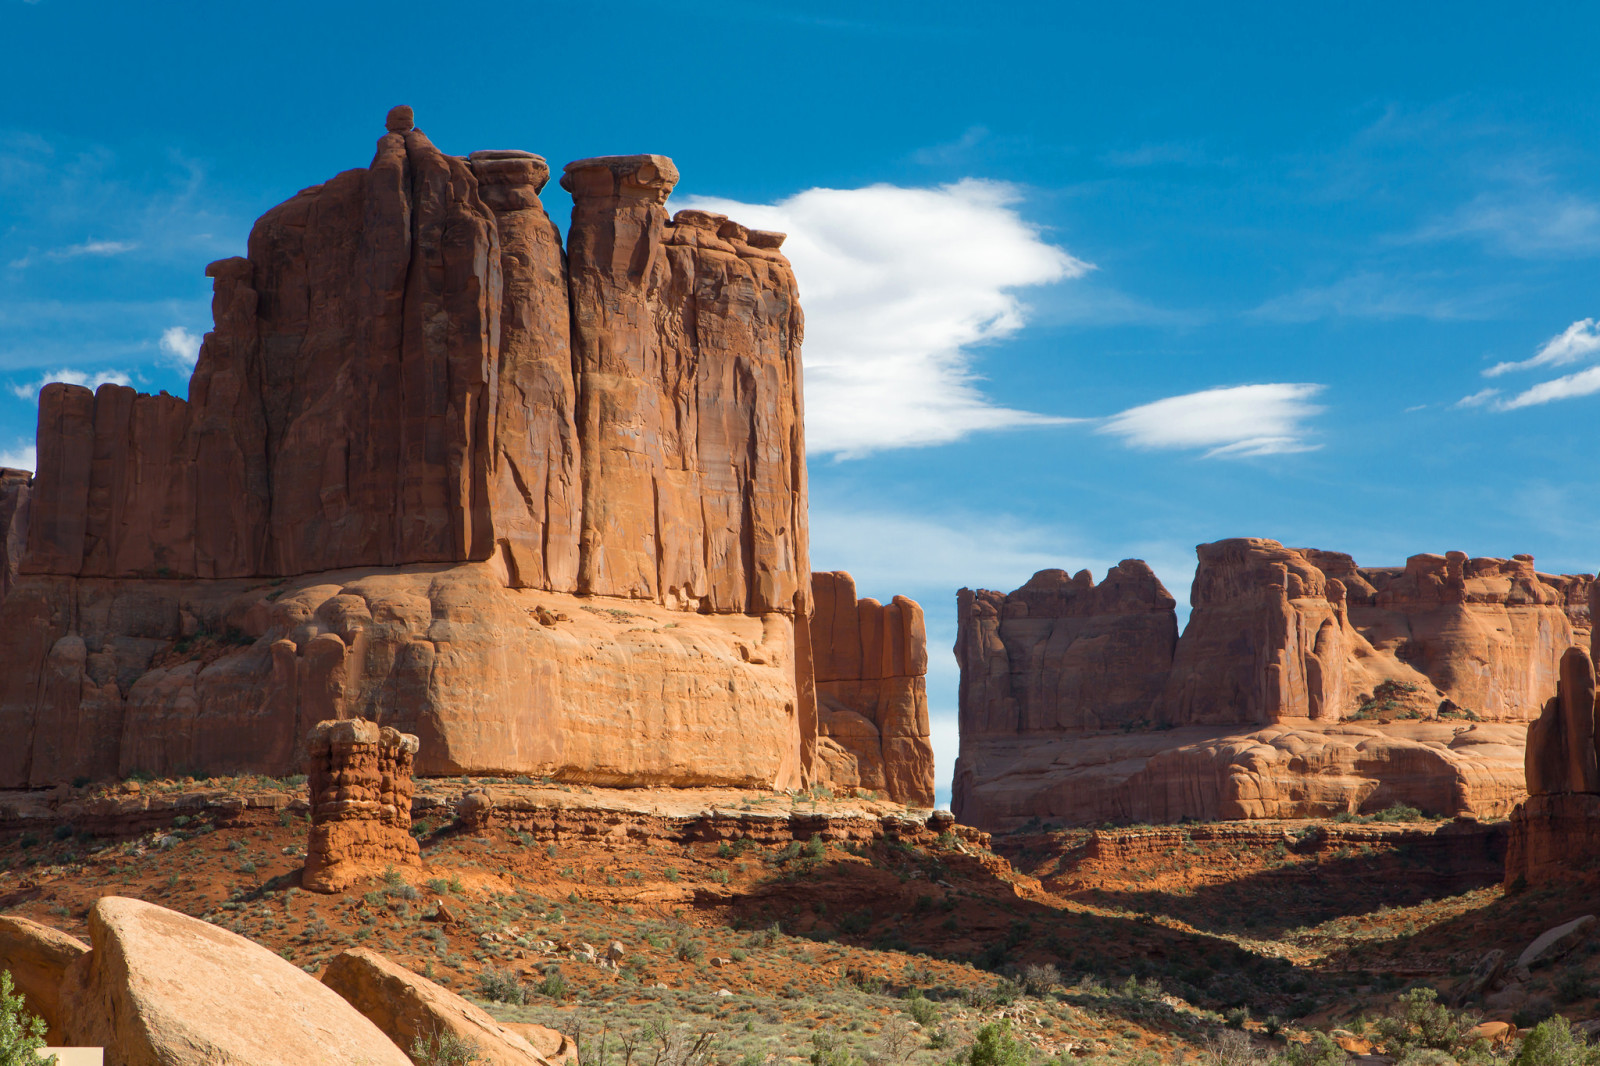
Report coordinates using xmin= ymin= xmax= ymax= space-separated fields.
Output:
xmin=1506 ymin=646 xmax=1600 ymax=886
xmin=304 ymin=718 xmax=420 ymax=893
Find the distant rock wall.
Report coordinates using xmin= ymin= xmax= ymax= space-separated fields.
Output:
xmin=955 ymin=538 xmax=1593 ymax=829
xmin=809 ymin=571 xmax=935 ymax=806
xmin=0 ymin=108 xmax=819 ymax=792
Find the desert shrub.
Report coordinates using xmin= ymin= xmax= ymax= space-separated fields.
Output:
xmin=411 ymin=1030 xmax=483 ymax=1066
xmin=475 ymin=967 xmax=526 ymax=1004
xmin=676 ymin=939 xmax=705 ymax=963
xmin=535 ymin=966 xmax=568 ymax=1000
xmin=905 ymin=989 xmax=939 ymax=1026
xmin=1556 ymin=971 xmax=1596 ymax=1005
xmin=1371 ymin=988 xmax=1483 ymax=1059
xmin=810 ymin=1032 xmax=863 ymax=1066
xmin=964 ymin=1020 xmax=1031 ymax=1066
xmin=1022 ymin=963 xmax=1062 ymax=995
xmin=1207 ymin=1029 xmax=1260 ymax=1066
xmin=0 ymin=970 xmax=52 ymax=1066
xmin=1271 ymin=1033 xmax=1343 ymax=1066
xmin=1512 ymin=1016 xmax=1600 ymax=1066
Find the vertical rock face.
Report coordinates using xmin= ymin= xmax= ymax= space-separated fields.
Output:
xmin=809 ymin=571 xmax=935 ymax=806
xmin=1505 ymin=646 xmax=1600 ymax=886
xmin=955 ymin=539 xmax=1594 ymax=829
xmin=303 ymin=718 xmax=420 ymax=893
xmin=955 ymin=562 xmax=1178 ymax=738
xmin=0 ymin=110 xmax=819 ymax=794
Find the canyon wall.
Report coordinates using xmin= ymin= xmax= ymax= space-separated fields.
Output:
xmin=0 ymin=108 xmax=820 ymax=792
xmin=955 ymin=537 xmax=1593 ymax=829
xmin=810 ymin=571 xmax=935 ymax=806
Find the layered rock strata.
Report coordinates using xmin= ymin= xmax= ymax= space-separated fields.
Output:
xmin=955 ymin=539 xmax=1593 ymax=829
xmin=809 ymin=571 xmax=935 ymax=806
xmin=1505 ymin=646 xmax=1600 ymax=886
xmin=304 ymin=718 xmax=420 ymax=893
xmin=0 ymin=108 xmax=822 ymax=792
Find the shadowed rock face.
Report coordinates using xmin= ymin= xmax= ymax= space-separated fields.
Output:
xmin=0 ymin=110 xmax=817 ymax=791
xmin=809 ymin=571 xmax=935 ymax=806
xmin=955 ymin=538 xmax=1594 ymax=829
xmin=1506 ymin=646 xmax=1600 ymax=886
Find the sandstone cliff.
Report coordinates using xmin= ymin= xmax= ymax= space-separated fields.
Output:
xmin=0 ymin=108 xmax=823 ymax=792
xmin=955 ymin=538 xmax=1593 ymax=829
xmin=1505 ymin=646 xmax=1600 ymax=886
xmin=810 ymin=571 xmax=935 ymax=806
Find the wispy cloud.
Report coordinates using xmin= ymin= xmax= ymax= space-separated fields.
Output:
xmin=10 ymin=367 xmax=132 ymax=401
xmin=1496 ymin=366 xmax=1600 ymax=410
xmin=1416 ymin=188 xmax=1600 ymax=258
xmin=1098 ymin=383 xmax=1326 ymax=458
xmin=1465 ymin=317 xmax=1600 ymax=410
xmin=1484 ymin=318 xmax=1600 ymax=377
xmin=680 ymin=180 xmax=1089 ymax=457
xmin=159 ymin=326 xmax=202 ymax=370
xmin=50 ymin=239 xmax=137 ymax=260
xmin=1251 ymin=272 xmax=1506 ymax=323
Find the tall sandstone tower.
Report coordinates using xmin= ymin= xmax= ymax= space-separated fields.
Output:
xmin=0 ymin=108 xmax=933 ymax=805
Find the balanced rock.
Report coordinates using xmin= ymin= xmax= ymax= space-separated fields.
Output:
xmin=810 ymin=571 xmax=935 ymax=805
xmin=322 ymin=948 xmax=555 ymax=1066
xmin=0 ymin=915 xmax=89 ymax=1044
xmin=58 ymin=896 xmax=411 ymax=1066
xmin=955 ymin=539 xmax=1593 ymax=829
xmin=303 ymin=718 xmax=420 ymax=893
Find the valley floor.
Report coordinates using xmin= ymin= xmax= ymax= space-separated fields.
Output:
xmin=2 ymin=778 xmax=1597 ymax=1063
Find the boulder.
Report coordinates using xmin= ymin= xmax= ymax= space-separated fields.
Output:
xmin=0 ymin=915 xmax=89 ymax=1044
xmin=58 ymin=896 xmax=410 ymax=1066
xmin=322 ymin=948 xmax=553 ymax=1066
xmin=1453 ymin=949 xmax=1506 ymax=1006
xmin=502 ymin=1022 xmax=578 ymax=1065
xmin=1517 ymin=915 xmax=1596 ymax=972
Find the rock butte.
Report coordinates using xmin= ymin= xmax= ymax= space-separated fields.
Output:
xmin=0 ymin=108 xmax=933 ymax=806
xmin=955 ymin=537 xmax=1595 ymax=830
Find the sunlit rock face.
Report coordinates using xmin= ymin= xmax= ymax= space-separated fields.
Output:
xmin=955 ymin=538 xmax=1593 ymax=830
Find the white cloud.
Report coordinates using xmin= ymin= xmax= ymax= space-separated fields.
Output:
xmin=1497 ymin=366 xmax=1600 ymax=410
xmin=1252 ymin=273 xmax=1503 ymax=323
xmin=1097 ymin=383 xmax=1326 ymax=458
xmin=678 ymin=180 xmax=1089 ymax=457
xmin=159 ymin=326 xmax=202 ymax=370
xmin=1485 ymin=318 xmax=1600 ymax=377
xmin=1455 ymin=388 xmax=1500 ymax=408
xmin=0 ymin=444 xmax=35 ymax=472
xmin=10 ymin=367 xmax=132 ymax=401
xmin=49 ymin=240 xmax=137 ymax=260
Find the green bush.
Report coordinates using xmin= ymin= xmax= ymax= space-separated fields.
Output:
xmin=965 ymin=1020 xmax=1031 ymax=1066
xmin=0 ymin=970 xmax=53 ymax=1066
xmin=1513 ymin=1016 xmax=1600 ymax=1066
xmin=474 ymin=967 xmax=526 ymax=1004
xmin=1271 ymin=1033 xmax=1345 ymax=1066
xmin=905 ymin=989 xmax=939 ymax=1026
xmin=411 ymin=1030 xmax=483 ymax=1066
xmin=1372 ymin=988 xmax=1484 ymax=1059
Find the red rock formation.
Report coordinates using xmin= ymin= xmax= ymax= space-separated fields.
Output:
xmin=1505 ymin=646 xmax=1600 ymax=886
xmin=0 ymin=109 xmax=817 ymax=794
xmin=303 ymin=718 xmax=420 ymax=893
xmin=955 ymin=562 xmax=1178 ymax=737
xmin=955 ymin=539 xmax=1594 ymax=830
xmin=809 ymin=571 xmax=935 ymax=806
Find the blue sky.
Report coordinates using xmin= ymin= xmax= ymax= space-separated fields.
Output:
xmin=8 ymin=2 xmax=1600 ymax=805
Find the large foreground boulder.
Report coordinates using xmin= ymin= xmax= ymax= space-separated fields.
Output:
xmin=59 ymin=897 xmax=410 ymax=1066
xmin=0 ymin=915 xmax=89 ymax=1044
xmin=322 ymin=947 xmax=553 ymax=1065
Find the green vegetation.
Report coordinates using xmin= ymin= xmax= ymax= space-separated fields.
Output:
xmin=0 ymin=970 xmax=52 ymax=1066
